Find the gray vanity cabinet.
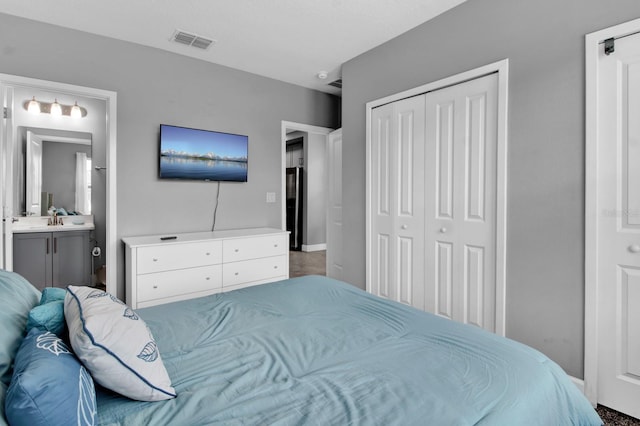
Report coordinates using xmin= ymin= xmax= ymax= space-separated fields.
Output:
xmin=13 ymin=230 xmax=91 ymax=290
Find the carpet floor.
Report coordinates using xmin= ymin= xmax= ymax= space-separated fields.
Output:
xmin=597 ymin=405 xmax=640 ymax=425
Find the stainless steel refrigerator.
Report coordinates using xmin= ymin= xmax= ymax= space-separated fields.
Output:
xmin=286 ymin=167 xmax=303 ymax=250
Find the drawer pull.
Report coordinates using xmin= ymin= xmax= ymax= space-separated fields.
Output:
xmin=153 ymin=258 xmax=158 ymax=262
xmin=274 ymin=266 xmax=278 ymax=269
xmin=206 ymin=252 xmax=210 ymax=256
xmin=206 ymin=277 xmax=210 ymax=280
xmin=235 ymin=272 xmax=239 ymax=276
xmin=153 ymin=285 xmax=158 ymax=289
xmin=234 ymin=249 xmax=240 ymax=253
xmin=274 ymin=244 xmax=278 ymax=247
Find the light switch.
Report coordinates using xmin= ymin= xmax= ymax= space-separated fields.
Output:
xmin=266 ymin=192 xmax=276 ymax=203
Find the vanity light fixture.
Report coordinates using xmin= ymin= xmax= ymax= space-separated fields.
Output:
xmin=27 ymin=96 xmax=41 ymax=114
xmin=70 ymin=101 xmax=82 ymax=119
xmin=50 ymin=99 xmax=62 ymax=116
xmin=23 ymin=98 xmax=88 ymax=118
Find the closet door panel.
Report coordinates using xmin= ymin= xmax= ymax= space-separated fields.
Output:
xmin=436 ymin=101 xmax=455 ymax=220
xmin=395 ymin=96 xmax=426 ymax=309
xmin=425 ymin=73 xmax=498 ymax=332
xmin=371 ymin=103 xmax=395 ymax=300
xmin=370 ymin=96 xmax=425 ymax=310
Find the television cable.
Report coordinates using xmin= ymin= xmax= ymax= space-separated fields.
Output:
xmin=211 ymin=181 xmax=221 ymax=231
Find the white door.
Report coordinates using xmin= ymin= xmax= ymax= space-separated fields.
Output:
xmin=424 ymin=73 xmax=498 ymax=332
xmin=326 ymin=128 xmax=343 ymax=279
xmin=370 ymin=95 xmax=426 ymax=309
xmin=26 ymin=131 xmax=43 ymax=216
xmin=594 ymin=31 xmax=640 ymax=418
xmin=0 ymin=85 xmax=12 ymax=270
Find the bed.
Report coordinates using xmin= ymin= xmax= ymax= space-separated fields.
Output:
xmin=0 ymin=270 xmax=601 ymax=425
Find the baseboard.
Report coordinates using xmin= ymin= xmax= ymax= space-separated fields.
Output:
xmin=570 ymin=376 xmax=585 ymax=394
xmin=301 ymin=244 xmax=326 ymax=252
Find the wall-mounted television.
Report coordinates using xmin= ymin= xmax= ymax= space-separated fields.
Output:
xmin=159 ymin=124 xmax=248 ymax=182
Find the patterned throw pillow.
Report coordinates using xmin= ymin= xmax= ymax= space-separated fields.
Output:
xmin=64 ymin=285 xmax=176 ymax=401
xmin=5 ymin=328 xmax=96 ymax=426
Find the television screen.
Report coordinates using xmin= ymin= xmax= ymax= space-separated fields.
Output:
xmin=159 ymin=124 xmax=248 ymax=182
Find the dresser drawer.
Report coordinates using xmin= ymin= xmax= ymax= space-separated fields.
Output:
xmin=223 ymin=255 xmax=288 ymax=287
xmin=136 ymin=265 xmax=222 ymax=303
xmin=137 ymin=241 xmax=222 ymax=274
xmin=223 ymin=234 xmax=288 ymax=263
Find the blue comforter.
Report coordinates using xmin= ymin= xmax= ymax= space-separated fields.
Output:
xmin=97 ymin=276 xmax=601 ymax=425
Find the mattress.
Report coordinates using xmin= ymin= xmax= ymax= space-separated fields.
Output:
xmin=96 ymin=275 xmax=601 ymax=425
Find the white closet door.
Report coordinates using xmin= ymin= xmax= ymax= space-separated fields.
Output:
xmin=424 ymin=73 xmax=498 ymax=332
xmin=370 ymin=95 xmax=426 ymax=309
xmin=595 ymin=31 xmax=640 ymax=419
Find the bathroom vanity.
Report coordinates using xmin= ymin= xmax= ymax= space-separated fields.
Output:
xmin=12 ymin=216 xmax=94 ymax=290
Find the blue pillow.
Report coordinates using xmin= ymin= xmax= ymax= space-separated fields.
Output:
xmin=0 ymin=270 xmax=40 ymax=388
xmin=5 ymin=328 xmax=96 ymax=426
xmin=26 ymin=300 xmax=65 ymax=337
xmin=40 ymin=287 xmax=67 ymax=305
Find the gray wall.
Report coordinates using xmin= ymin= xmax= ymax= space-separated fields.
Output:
xmin=0 ymin=13 xmax=339 ymax=299
xmin=341 ymin=0 xmax=640 ymax=378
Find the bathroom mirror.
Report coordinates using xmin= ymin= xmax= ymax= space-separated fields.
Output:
xmin=19 ymin=127 xmax=93 ymax=216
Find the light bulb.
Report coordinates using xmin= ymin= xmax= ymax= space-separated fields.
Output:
xmin=70 ymin=101 xmax=82 ymax=118
xmin=27 ymin=96 xmax=41 ymax=114
xmin=50 ymin=99 xmax=62 ymax=116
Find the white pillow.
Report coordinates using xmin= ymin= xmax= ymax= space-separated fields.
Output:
xmin=64 ymin=286 xmax=176 ymax=402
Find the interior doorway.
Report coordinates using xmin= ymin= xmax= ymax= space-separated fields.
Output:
xmin=0 ymin=73 xmax=117 ymax=294
xmin=281 ymin=121 xmax=334 ymax=277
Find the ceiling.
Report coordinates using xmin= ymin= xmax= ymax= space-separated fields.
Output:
xmin=0 ymin=0 xmax=466 ymax=96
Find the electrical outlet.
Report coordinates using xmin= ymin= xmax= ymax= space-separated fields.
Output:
xmin=266 ymin=192 xmax=276 ymax=203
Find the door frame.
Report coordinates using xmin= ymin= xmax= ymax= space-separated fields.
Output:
xmin=584 ymin=17 xmax=640 ymax=406
xmin=0 ymin=73 xmax=117 ymax=295
xmin=365 ymin=59 xmax=510 ymax=336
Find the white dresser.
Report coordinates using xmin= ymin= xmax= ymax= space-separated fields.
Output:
xmin=123 ymin=228 xmax=289 ymax=308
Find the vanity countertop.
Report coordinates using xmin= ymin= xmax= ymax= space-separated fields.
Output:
xmin=11 ymin=216 xmax=95 ymax=234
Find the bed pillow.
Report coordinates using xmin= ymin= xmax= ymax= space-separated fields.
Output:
xmin=64 ymin=285 xmax=176 ymax=401
xmin=26 ymin=300 xmax=66 ymax=337
xmin=40 ymin=287 xmax=67 ymax=305
xmin=4 ymin=328 xmax=96 ymax=426
xmin=0 ymin=270 xmax=40 ymax=389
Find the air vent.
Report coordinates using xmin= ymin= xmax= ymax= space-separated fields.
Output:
xmin=171 ymin=30 xmax=216 ymax=50
xmin=328 ymin=79 xmax=343 ymax=89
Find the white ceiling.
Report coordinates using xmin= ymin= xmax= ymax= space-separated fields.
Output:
xmin=0 ymin=0 xmax=466 ymax=95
